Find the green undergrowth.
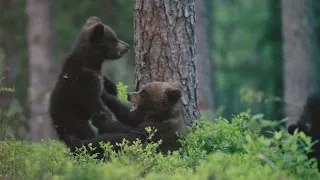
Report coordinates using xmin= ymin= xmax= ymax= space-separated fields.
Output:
xmin=0 ymin=113 xmax=319 ymax=180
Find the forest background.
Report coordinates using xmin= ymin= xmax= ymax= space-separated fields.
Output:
xmin=0 ymin=0 xmax=318 ymax=141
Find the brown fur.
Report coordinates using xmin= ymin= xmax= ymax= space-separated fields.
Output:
xmin=73 ymin=81 xmax=188 ymax=156
xmin=49 ymin=16 xmax=134 ymax=148
xmin=127 ymin=82 xmax=188 ymax=150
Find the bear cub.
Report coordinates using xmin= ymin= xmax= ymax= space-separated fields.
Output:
xmin=49 ymin=16 xmax=133 ymax=148
xmin=287 ymin=92 xmax=320 ymax=171
xmin=73 ymin=81 xmax=188 ymax=155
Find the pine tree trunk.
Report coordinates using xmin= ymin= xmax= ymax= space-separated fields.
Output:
xmin=282 ymin=0 xmax=318 ymax=126
xmin=134 ymin=0 xmax=200 ymax=126
xmin=26 ymin=0 xmax=57 ymax=141
xmin=195 ymin=0 xmax=215 ymax=114
xmin=0 ymin=7 xmax=14 ymax=110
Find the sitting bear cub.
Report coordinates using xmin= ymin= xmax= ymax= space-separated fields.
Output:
xmin=72 ymin=81 xmax=188 ymax=156
xmin=49 ymin=16 xmax=135 ymax=149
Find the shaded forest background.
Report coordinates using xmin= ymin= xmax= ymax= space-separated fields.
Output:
xmin=0 ymin=0 xmax=319 ymax=140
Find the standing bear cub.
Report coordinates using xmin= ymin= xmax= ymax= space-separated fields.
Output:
xmin=73 ymin=81 xmax=188 ymax=155
xmin=49 ymin=16 xmax=135 ymax=148
xmin=287 ymin=92 xmax=320 ymax=172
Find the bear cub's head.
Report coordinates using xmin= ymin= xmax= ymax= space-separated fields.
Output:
xmin=78 ymin=16 xmax=130 ymax=60
xmin=128 ymin=82 xmax=183 ymax=115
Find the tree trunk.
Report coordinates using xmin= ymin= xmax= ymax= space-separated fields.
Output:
xmin=134 ymin=0 xmax=200 ymax=126
xmin=0 ymin=0 xmax=14 ymax=109
xmin=282 ymin=0 xmax=318 ymax=127
xmin=26 ymin=0 xmax=57 ymax=141
xmin=195 ymin=0 xmax=215 ymax=114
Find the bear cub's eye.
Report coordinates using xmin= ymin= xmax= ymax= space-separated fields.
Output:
xmin=140 ymin=90 xmax=147 ymax=97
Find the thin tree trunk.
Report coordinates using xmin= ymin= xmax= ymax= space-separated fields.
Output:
xmin=282 ymin=0 xmax=318 ymax=127
xmin=195 ymin=0 xmax=215 ymax=114
xmin=134 ymin=0 xmax=200 ymax=126
xmin=26 ymin=0 xmax=57 ymax=141
xmin=0 ymin=0 xmax=14 ymax=109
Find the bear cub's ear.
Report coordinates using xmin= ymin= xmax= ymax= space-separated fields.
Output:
xmin=165 ymin=87 xmax=182 ymax=103
xmin=90 ymin=23 xmax=104 ymax=42
xmin=86 ymin=16 xmax=101 ymax=26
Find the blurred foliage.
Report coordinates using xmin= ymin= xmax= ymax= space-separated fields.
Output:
xmin=0 ymin=81 xmax=25 ymax=140
xmin=213 ymin=0 xmax=281 ymax=119
xmin=0 ymin=112 xmax=319 ymax=179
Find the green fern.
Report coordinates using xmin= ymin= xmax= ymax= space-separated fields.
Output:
xmin=116 ymin=82 xmax=129 ymax=102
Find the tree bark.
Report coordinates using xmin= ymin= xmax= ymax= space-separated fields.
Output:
xmin=134 ymin=0 xmax=200 ymax=126
xmin=282 ymin=0 xmax=318 ymax=126
xmin=26 ymin=0 xmax=57 ymax=141
xmin=195 ymin=0 xmax=215 ymax=113
xmin=0 ymin=3 xmax=14 ymax=110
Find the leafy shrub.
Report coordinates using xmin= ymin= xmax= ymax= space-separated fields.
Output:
xmin=0 ymin=111 xmax=319 ymax=179
xmin=116 ymin=82 xmax=129 ymax=102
